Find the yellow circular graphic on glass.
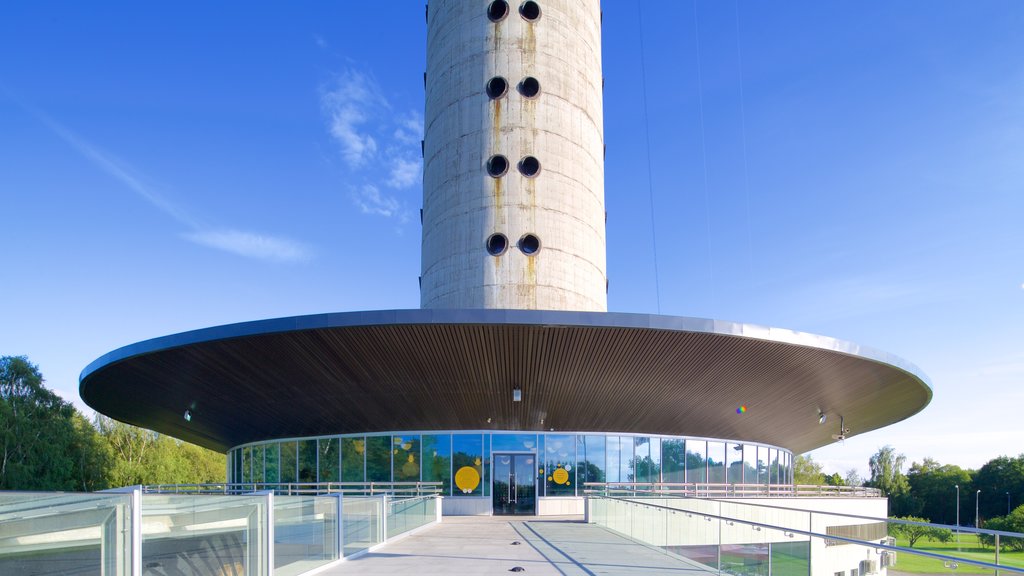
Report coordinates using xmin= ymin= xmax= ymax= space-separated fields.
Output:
xmin=455 ymin=466 xmax=481 ymax=493
xmin=552 ymin=468 xmax=570 ymax=485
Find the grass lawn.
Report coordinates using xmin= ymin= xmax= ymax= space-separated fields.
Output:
xmin=891 ymin=533 xmax=1024 ymax=575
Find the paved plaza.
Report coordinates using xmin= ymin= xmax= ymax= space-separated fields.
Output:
xmin=324 ymin=516 xmax=711 ymax=575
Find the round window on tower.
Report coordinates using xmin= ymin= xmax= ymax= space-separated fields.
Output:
xmin=488 ymin=1 xmax=510 ymax=22
xmin=486 ymin=233 xmax=509 ymax=256
xmin=518 ymin=156 xmax=541 ymax=178
xmin=486 ymin=76 xmax=509 ymax=100
xmin=518 ymin=77 xmax=541 ymax=99
xmin=486 ymin=155 xmax=510 ymax=177
xmin=518 ymin=234 xmax=541 ymax=255
xmin=519 ymin=1 xmax=541 ymax=22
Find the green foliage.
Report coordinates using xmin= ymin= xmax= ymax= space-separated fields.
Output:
xmin=95 ymin=415 xmax=225 ymax=486
xmin=888 ymin=516 xmax=953 ymax=548
xmin=794 ymin=454 xmax=824 ymax=485
xmin=974 ymin=455 xmax=1024 ymax=522
xmin=980 ymin=505 xmax=1024 ymax=551
xmin=869 ymin=445 xmax=913 ymax=515
xmin=824 ymin=472 xmax=846 ymax=486
xmin=906 ymin=457 xmax=972 ymax=524
xmin=0 ymin=356 xmax=107 ymax=490
xmin=1 ymin=355 xmax=225 ymax=491
xmin=844 ymin=469 xmax=864 ymax=487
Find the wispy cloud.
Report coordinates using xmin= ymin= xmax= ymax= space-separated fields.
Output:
xmin=321 ymin=68 xmax=421 ymax=222
xmin=387 ymin=157 xmax=422 ymax=189
xmin=322 ymin=69 xmax=388 ymax=168
xmin=352 ymin=184 xmax=400 ymax=218
xmin=183 ymin=230 xmax=312 ymax=263
xmin=37 ymin=113 xmax=311 ymax=263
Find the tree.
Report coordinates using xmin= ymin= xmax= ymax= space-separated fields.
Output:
xmin=973 ymin=455 xmax=1024 ymax=522
xmin=794 ymin=454 xmax=824 ymax=485
xmin=906 ymin=457 xmax=971 ymax=524
xmin=0 ymin=356 xmax=106 ymax=490
xmin=845 ymin=469 xmax=864 ymax=487
xmin=980 ymin=505 xmax=1024 ymax=551
xmin=96 ymin=415 xmax=225 ymax=486
xmin=825 ymin=472 xmax=846 ymax=486
xmin=868 ymin=445 xmax=912 ymax=516
xmin=888 ymin=516 xmax=952 ymax=548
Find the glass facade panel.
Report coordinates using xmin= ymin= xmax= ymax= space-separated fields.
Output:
xmin=319 ymin=438 xmax=339 ymax=483
xmin=253 ymin=445 xmax=265 ymax=483
xmin=265 ymin=443 xmax=280 ymax=484
xmin=298 ymin=439 xmax=317 ymax=483
xmin=366 ymin=436 xmax=391 ymax=482
xmin=577 ymin=435 xmax=606 ymax=488
xmin=544 ymin=434 xmax=575 ymax=496
xmin=662 ymin=439 xmax=685 ymax=483
xmin=631 ymin=437 xmax=648 ymax=483
xmin=605 ymin=436 xmax=622 ymax=482
xmin=757 ymin=445 xmax=768 ymax=485
xmin=743 ymin=444 xmax=758 ymax=485
xmin=649 ymin=437 xmax=661 ymax=484
xmin=393 ymin=435 xmax=420 ymax=482
xmin=492 ymin=433 xmax=538 ymax=452
xmin=707 ymin=441 xmax=725 ymax=484
xmin=769 ymin=449 xmax=779 ymax=485
xmin=242 ymin=446 xmax=252 ymax=483
xmin=341 ymin=437 xmax=365 ymax=483
xmin=686 ymin=440 xmax=706 ymax=483
xmin=727 ymin=442 xmax=744 ymax=484
xmin=452 ymin=434 xmax=483 ymax=496
xmin=281 ymin=441 xmax=297 ymax=483
xmin=422 ymin=434 xmax=452 ymax=495
xmin=618 ymin=436 xmax=633 ymax=484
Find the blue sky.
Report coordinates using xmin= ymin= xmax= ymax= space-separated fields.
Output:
xmin=1 ymin=1 xmax=1021 ymax=479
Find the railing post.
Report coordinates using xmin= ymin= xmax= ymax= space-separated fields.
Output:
xmin=995 ymin=534 xmax=1000 ymax=576
xmin=130 ymin=487 xmax=141 ymax=576
xmin=263 ymin=491 xmax=274 ymax=576
xmin=335 ymin=493 xmax=344 ymax=561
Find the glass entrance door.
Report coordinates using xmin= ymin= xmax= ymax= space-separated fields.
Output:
xmin=493 ymin=453 xmax=536 ymax=515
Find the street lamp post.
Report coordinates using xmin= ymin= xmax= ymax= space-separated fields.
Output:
xmin=955 ymin=484 xmax=960 ymax=548
xmin=976 ymin=489 xmax=982 ymax=529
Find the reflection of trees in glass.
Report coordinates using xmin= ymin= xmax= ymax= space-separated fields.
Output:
xmin=366 ymin=436 xmax=391 ymax=482
xmin=265 ymin=444 xmax=280 ymax=483
xmin=298 ymin=439 xmax=317 ymax=483
xmin=280 ymin=441 xmax=297 ymax=483
xmin=253 ymin=446 xmax=265 ymax=483
xmin=545 ymin=434 xmax=575 ymax=496
xmin=452 ymin=435 xmax=482 ymax=496
xmin=577 ymin=436 xmax=606 ymax=487
xmin=628 ymin=456 xmax=662 ymax=483
xmin=421 ymin=435 xmax=451 ymax=495
xmin=686 ymin=443 xmax=707 ymax=483
xmin=242 ymin=447 xmax=251 ymax=483
xmin=319 ymin=438 xmax=339 ymax=482
xmin=341 ymin=437 xmax=364 ymax=483
xmin=393 ymin=435 xmax=420 ymax=481
xmin=662 ymin=439 xmax=685 ymax=483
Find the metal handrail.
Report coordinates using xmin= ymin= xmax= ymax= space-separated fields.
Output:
xmin=591 ymin=494 xmax=1024 ymax=574
xmin=584 ymin=482 xmax=882 ymax=498
xmin=141 ymin=481 xmax=442 ymax=496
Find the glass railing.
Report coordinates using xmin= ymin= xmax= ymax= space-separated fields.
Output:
xmin=386 ymin=495 xmax=437 ymax=539
xmin=589 ymin=493 xmax=1024 ymax=576
xmin=341 ymin=496 xmax=383 ymax=558
xmin=0 ymin=488 xmax=439 ymax=575
xmin=273 ymin=495 xmax=338 ymax=576
xmin=0 ymin=491 xmax=133 ymax=575
xmin=143 ymin=481 xmax=443 ymax=497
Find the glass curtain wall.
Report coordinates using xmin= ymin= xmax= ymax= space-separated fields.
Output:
xmin=229 ymin=434 xmax=793 ymax=494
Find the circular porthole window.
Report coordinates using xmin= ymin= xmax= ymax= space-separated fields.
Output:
xmin=486 ymin=155 xmax=510 ymax=177
xmin=518 ymin=234 xmax=541 ymax=255
xmin=486 ymin=76 xmax=508 ymax=99
xmin=518 ymin=155 xmax=541 ymax=177
xmin=487 ymin=0 xmax=510 ymax=22
xmin=486 ymin=233 xmax=509 ymax=256
xmin=519 ymin=1 xmax=541 ymax=22
xmin=518 ymin=77 xmax=541 ymax=99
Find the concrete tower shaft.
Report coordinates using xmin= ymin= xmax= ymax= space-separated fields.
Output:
xmin=420 ymin=0 xmax=607 ymax=311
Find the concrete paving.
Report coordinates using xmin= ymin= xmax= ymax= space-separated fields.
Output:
xmin=323 ymin=516 xmax=713 ymax=575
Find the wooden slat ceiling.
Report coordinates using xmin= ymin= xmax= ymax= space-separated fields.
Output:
xmin=79 ymin=310 xmax=932 ymax=453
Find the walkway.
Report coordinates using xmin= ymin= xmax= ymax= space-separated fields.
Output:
xmin=323 ymin=516 xmax=712 ymax=575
